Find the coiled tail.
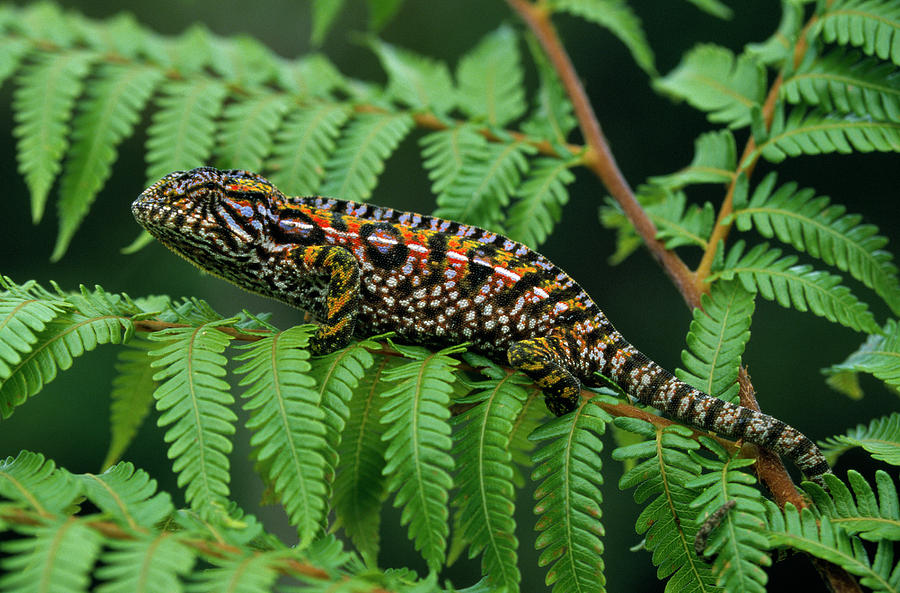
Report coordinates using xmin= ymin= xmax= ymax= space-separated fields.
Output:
xmin=602 ymin=333 xmax=832 ymax=485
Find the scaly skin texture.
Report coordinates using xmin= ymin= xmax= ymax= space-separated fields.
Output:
xmin=132 ymin=167 xmax=832 ymax=484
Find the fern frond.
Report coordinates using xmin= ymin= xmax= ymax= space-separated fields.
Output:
xmin=380 ymin=342 xmax=460 ymax=572
xmin=268 ymin=102 xmax=351 ymax=196
xmin=104 ymin=337 xmax=158 ymax=469
xmin=506 ymin=157 xmax=575 ymax=248
xmin=319 ymin=112 xmax=414 ymax=201
xmin=677 ymin=280 xmax=755 ymax=402
xmin=819 ymin=412 xmax=900 ymax=466
xmin=13 ymin=50 xmax=96 ymax=223
xmin=0 ymin=451 xmax=80 ymax=515
xmin=457 ymin=25 xmax=525 ymax=127
xmin=521 ymin=35 xmax=576 ymax=146
xmin=816 ymin=0 xmax=900 ymax=65
xmin=333 ymin=356 xmax=393 ymax=565
xmin=0 ymin=518 xmax=103 ymax=593
xmin=654 ymin=44 xmax=765 ymax=128
xmin=370 ymin=38 xmax=455 ymax=114
xmin=650 ymin=129 xmax=737 ymax=189
xmin=731 ymin=172 xmax=900 ymax=315
xmin=714 ymin=241 xmax=880 ymax=333
xmin=78 ymin=462 xmax=173 ymax=530
xmin=687 ymin=438 xmax=770 ymax=593
xmin=148 ymin=321 xmax=236 ymax=519
xmin=784 ymin=51 xmax=900 ymax=122
xmin=508 ymin=387 xmax=546 ymax=488
xmin=754 ymin=107 xmax=900 ymax=164
xmin=53 ymin=63 xmax=164 ymax=260
xmin=311 ymin=0 xmax=345 ymax=46
xmin=145 ymin=78 xmax=228 ymax=184
xmin=804 ymin=470 xmax=900 ymax=541
xmin=552 ymin=0 xmax=656 ymax=75
xmin=745 ymin=1 xmax=804 ymax=65
xmin=531 ymin=400 xmax=610 ymax=593
xmin=207 ymin=35 xmax=278 ymax=87
xmin=823 ymin=319 xmax=900 ymax=394
xmin=420 ymin=125 xmax=488 ymax=195
xmin=434 ymin=140 xmax=535 ymax=230
xmin=215 ymin=91 xmax=290 ymax=171
xmin=649 ymin=190 xmax=715 ymax=251
xmin=764 ymin=502 xmax=900 ymax=593
xmin=613 ymin=418 xmax=716 ymax=593
xmin=452 ymin=367 xmax=529 ymax=591
xmin=96 ymin=534 xmax=194 ymax=593
xmin=0 ymin=289 xmax=65 ymax=381
xmin=276 ymin=54 xmax=347 ymax=98
xmin=234 ymin=325 xmax=328 ymax=547
xmin=0 ymin=37 xmax=28 ymax=85
xmin=187 ymin=552 xmax=279 ymax=593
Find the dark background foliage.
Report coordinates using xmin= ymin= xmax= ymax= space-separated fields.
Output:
xmin=0 ymin=1 xmax=894 ymax=589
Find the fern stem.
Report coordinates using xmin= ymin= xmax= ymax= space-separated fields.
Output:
xmin=506 ymin=0 xmax=700 ymax=308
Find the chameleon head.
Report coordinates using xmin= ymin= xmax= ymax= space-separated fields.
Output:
xmin=132 ymin=167 xmax=280 ymax=278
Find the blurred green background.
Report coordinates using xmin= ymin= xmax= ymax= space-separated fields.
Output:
xmin=0 ymin=0 xmax=896 ymax=590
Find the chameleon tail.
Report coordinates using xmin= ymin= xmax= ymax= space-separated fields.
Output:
xmin=602 ymin=334 xmax=832 ymax=485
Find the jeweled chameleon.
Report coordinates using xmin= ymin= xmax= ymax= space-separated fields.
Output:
xmin=132 ymin=167 xmax=831 ymax=484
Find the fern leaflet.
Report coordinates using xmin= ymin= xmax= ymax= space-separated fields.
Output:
xmin=731 ymin=172 xmax=900 ymax=315
xmin=677 ymin=280 xmax=755 ymax=403
xmin=319 ymin=112 xmax=413 ymax=201
xmin=714 ymin=241 xmax=880 ymax=333
xmin=815 ymin=0 xmax=900 ymax=65
xmin=803 ymin=470 xmax=900 ymax=541
xmin=507 ymin=387 xmax=546 ymax=488
xmin=268 ymin=102 xmax=351 ymax=196
xmin=531 ymin=399 xmax=610 ymax=593
xmin=148 ymin=321 xmax=236 ymax=519
xmin=521 ymin=35 xmax=577 ymax=146
xmin=0 ymin=451 xmax=80 ymax=516
xmin=96 ymin=535 xmax=194 ymax=593
xmin=506 ymin=156 xmax=575 ymax=249
xmin=215 ymin=90 xmax=290 ymax=171
xmin=380 ymin=342 xmax=460 ymax=572
xmin=103 ymin=337 xmax=158 ymax=469
xmin=823 ymin=319 xmax=900 ymax=394
xmin=186 ymin=552 xmax=279 ymax=593
xmin=452 ymin=366 xmax=528 ymax=591
xmin=54 ymin=63 xmax=164 ymax=260
xmin=78 ymin=462 xmax=174 ymax=530
xmin=234 ymin=325 xmax=328 ymax=547
xmin=457 ymin=25 xmax=525 ymax=127
xmin=819 ymin=412 xmax=900 ymax=466
xmin=0 ymin=288 xmax=65 ymax=381
xmin=650 ymin=129 xmax=737 ymax=189
xmin=370 ymin=38 xmax=455 ymax=114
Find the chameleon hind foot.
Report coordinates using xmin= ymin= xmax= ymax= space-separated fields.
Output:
xmin=508 ymin=337 xmax=582 ymax=416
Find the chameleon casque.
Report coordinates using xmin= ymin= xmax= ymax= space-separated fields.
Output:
xmin=132 ymin=167 xmax=831 ymax=484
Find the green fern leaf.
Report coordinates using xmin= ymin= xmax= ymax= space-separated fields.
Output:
xmin=0 ymin=289 xmax=65 ymax=381
xmin=452 ymin=367 xmax=529 ymax=591
xmin=746 ymin=1 xmax=804 ymax=65
xmin=508 ymin=388 xmax=546 ymax=488
xmin=14 ymin=3 xmax=80 ymax=47
xmin=531 ymin=399 xmax=611 ymax=593
xmin=784 ymin=51 xmax=900 ymax=123
xmin=207 ymin=36 xmax=278 ymax=87
xmin=552 ymin=0 xmax=656 ymax=75
xmin=268 ymin=102 xmax=352 ymax=196
xmin=731 ymin=172 xmax=900 ymax=315
xmin=521 ymin=35 xmax=577 ymax=146
xmin=648 ymin=190 xmax=716 ymax=250
xmin=0 ymin=451 xmax=80 ymax=515
xmin=823 ymin=320 xmax=900 ymax=395
xmin=96 ymin=534 xmax=194 ymax=593
xmin=457 ymin=25 xmax=526 ymax=126
xmin=804 ymin=470 xmax=900 ymax=541
xmin=434 ymin=140 xmax=535 ymax=229
xmin=311 ymin=0 xmax=345 ymax=46
xmin=234 ymin=325 xmax=328 ymax=547
xmin=148 ymin=321 xmax=236 ymax=518
xmin=0 ymin=518 xmax=103 ymax=593
xmin=650 ymin=129 xmax=737 ymax=189
xmin=754 ymin=107 xmax=900 ymax=163
xmin=145 ymin=78 xmax=228 ymax=185
xmin=78 ymin=462 xmax=174 ymax=530
xmin=77 ymin=12 xmax=148 ymax=60
xmin=420 ymin=125 xmax=488 ymax=196
xmin=275 ymin=54 xmax=347 ymax=98
xmin=816 ymin=0 xmax=900 ymax=65
xmin=13 ymin=50 xmax=96 ymax=223
xmin=613 ymin=418 xmax=717 ymax=593
xmin=333 ymin=356 xmax=393 ymax=565
xmin=319 ymin=112 xmax=414 ymax=201
xmin=677 ymin=280 xmax=755 ymax=402
xmin=655 ymin=44 xmax=765 ymax=128
xmin=215 ymin=91 xmax=290 ymax=171
xmin=144 ymin=24 xmax=214 ymax=75
xmin=103 ymin=337 xmax=158 ymax=469
xmin=53 ymin=63 xmax=164 ymax=260
xmin=187 ymin=552 xmax=279 ymax=593
xmin=370 ymin=38 xmax=455 ymax=113
xmin=506 ymin=157 xmax=575 ymax=249
xmin=0 ymin=298 xmax=133 ymax=419
xmin=687 ymin=438 xmax=770 ymax=593
xmin=714 ymin=241 xmax=880 ymax=333
xmin=764 ymin=502 xmax=900 ymax=593
xmin=0 ymin=36 xmax=29 ymax=88
xmin=819 ymin=412 xmax=900 ymax=466
xmin=380 ymin=342 xmax=461 ymax=572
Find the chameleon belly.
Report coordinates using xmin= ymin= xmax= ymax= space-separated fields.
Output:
xmin=132 ymin=167 xmax=831 ymax=484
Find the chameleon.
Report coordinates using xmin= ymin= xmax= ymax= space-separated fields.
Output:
xmin=132 ymin=166 xmax=831 ymax=485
